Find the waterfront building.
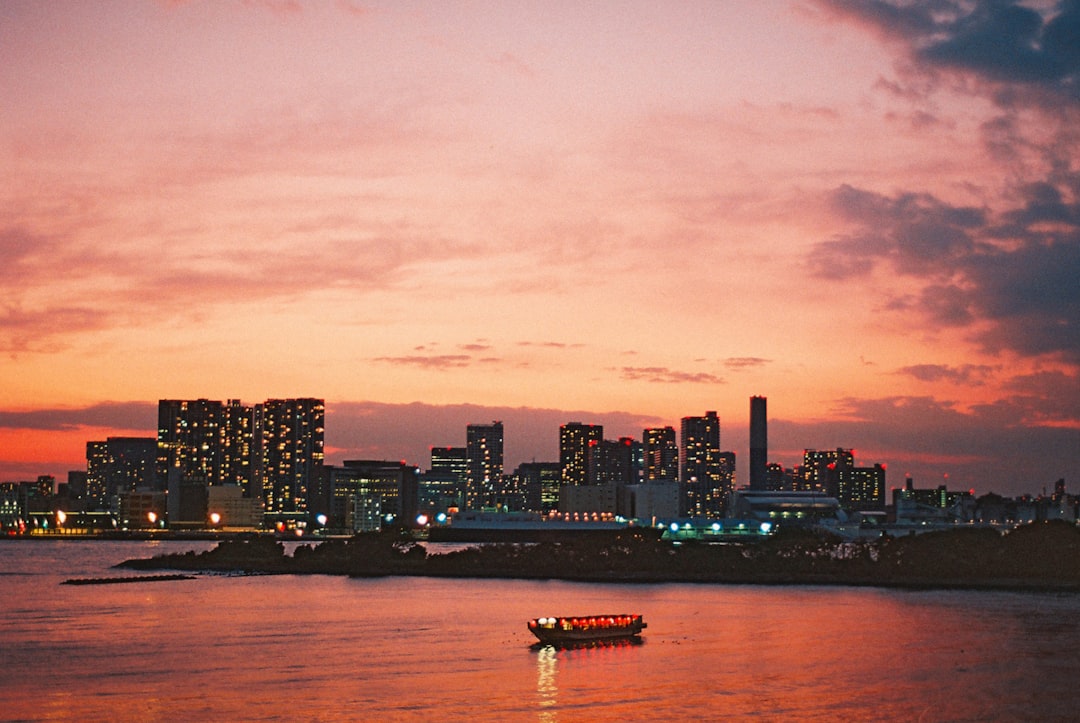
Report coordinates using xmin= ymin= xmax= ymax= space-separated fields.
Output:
xmin=465 ymin=422 xmax=503 ymax=509
xmin=681 ymin=411 xmax=722 ymax=516
xmin=749 ymin=396 xmax=768 ymax=490
xmin=558 ymin=482 xmax=618 ymax=515
xmin=801 ymin=448 xmax=855 ymax=496
xmin=331 ymin=460 xmax=419 ymax=529
xmin=86 ymin=437 xmax=158 ymax=511
xmin=727 ymin=489 xmax=841 ymax=526
xmin=559 ymin=422 xmax=603 ymax=486
xmin=259 ymin=398 xmax=325 ymax=513
xmin=894 ymin=477 xmax=975 ymax=524
xmin=85 ymin=441 xmax=109 ymax=509
xmin=222 ymin=399 xmax=257 ymax=497
xmin=622 ymin=480 xmax=680 ymax=521
xmin=838 ymin=463 xmax=886 ymax=512
xmin=643 ymin=426 xmax=678 ymax=482
xmin=118 ymin=490 xmax=166 ymax=529
xmin=595 ymin=437 xmax=636 ymax=486
xmin=512 ymin=461 xmax=561 ymax=512
xmin=157 ymin=399 xmax=224 ymax=490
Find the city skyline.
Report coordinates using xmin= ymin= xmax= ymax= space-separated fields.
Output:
xmin=2 ymin=1 xmax=1078 ymax=497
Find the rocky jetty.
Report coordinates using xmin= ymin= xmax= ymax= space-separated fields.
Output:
xmin=117 ymin=521 xmax=1080 ymax=592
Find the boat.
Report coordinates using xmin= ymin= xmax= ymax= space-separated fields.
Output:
xmin=527 ymin=614 xmax=646 ymax=645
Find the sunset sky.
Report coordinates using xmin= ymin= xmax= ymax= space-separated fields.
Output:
xmin=3 ymin=0 xmax=1078 ymax=497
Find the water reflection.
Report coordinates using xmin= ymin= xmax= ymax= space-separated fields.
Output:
xmin=533 ymin=637 xmax=645 ymax=722
xmin=535 ymin=645 xmax=558 ymax=720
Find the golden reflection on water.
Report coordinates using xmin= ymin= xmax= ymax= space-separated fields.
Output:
xmin=535 ymin=645 xmax=558 ymax=720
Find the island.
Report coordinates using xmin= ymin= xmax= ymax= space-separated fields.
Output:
xmin=117 ymin=520 xmax=1080 ymax=592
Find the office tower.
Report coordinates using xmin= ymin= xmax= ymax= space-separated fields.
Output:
xmin=513 ymin=461 xmax=561 ymax=512
xmin=749 ymin=396 xmax=768 ymax=490
xmin=466 ymin=421 xmax=504 ymax=509
xmin=643 ymin=427 xmax=678 ymax=481
xmin=838 ymin=463 xmax=886 ymax=511
xmin=260 ymin=398 xmax=325 ymax=513
xmin=330 ymin=460 xmax=419 ymax=530
xmin=157 ymin=399 xmax=224 ymax=489
xmin=431 ymin=446 xmax=468 ymax=478
xmin=423 ymin=447 xmax=468 ymax=513
xmin=559 ymin=422 xmax=603 ymax=486
xmin=681 ymin=411 xmax=721 ymax=515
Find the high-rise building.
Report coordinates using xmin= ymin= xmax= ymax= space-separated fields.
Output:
xmin=222 ymin=399 xmax=257 ymax=496
xmin=513 ymin=461 xmax=561 ymax=512
xmin=157 ymin=399 xmax=224 ymax=489
xmin=594 ymin=437 xmax=636 ymax=486
xmin=643 ymin=427 xmax=678 ymax=481
xmin=801 ymin=448 xmax=854 ymax=496
xmin=260 ymin=398 xmax=325 ymax=513
xmin=465 ymin=421 xmax=503 ymax=509
xmin=749 ymin=396 xmax=768 ymax=490
xmin=681 ymin=411 xmax=721 ymax=515
xmin=559 ymin=422 xmax=603 ymax=486
xmin=87 ymin=437 xmax=158 ymax=509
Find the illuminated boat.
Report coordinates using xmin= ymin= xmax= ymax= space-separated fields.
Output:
xmin=528 ymin=614 xmax=646 ymax=645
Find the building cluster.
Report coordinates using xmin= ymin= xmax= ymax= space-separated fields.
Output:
xmin=1 ymin=395 xmax=1076 ymax=536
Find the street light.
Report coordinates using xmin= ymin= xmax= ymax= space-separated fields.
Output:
xmin=209 ymin=512 xmax=221 ymax=526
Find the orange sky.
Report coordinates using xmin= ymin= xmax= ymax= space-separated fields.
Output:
xmin=2 ymin=1 xmax=1077 ymax=496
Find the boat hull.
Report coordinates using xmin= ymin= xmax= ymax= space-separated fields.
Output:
xmin=528 ymin=614 xmax=646 ymax=645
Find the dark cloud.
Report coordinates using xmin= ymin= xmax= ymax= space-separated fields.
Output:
xmin=819 ymin=0 xmax=1080 ymax=102
xmin=372 ymin=355 xmax=472 ymax=370
xmin=0 ymin=402 xmax=156 ymax=431
xmin=811 ymin=182 xmax=1080 ymax=364
xmin=896 ymin=363 xmax=996 ymax=385
xmin=724 ymin=357 xmax=772 ymax=370
xmin=619 ymin=366 xmax=725 ymax=385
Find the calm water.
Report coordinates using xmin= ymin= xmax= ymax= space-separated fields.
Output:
xmin=2 ymin=540 xmax=1079 ymax=722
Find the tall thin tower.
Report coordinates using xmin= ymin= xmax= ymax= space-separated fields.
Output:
xmin=749 ymin=396 xmax=767 ymax=491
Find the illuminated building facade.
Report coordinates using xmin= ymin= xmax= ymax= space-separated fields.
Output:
xmin=333 ymin=460 xmax=418 ymax=528
xmin=643 ymin=426 xmax=678 ymax=481
xmin=681 ymin=411 xmax=722 ymax=516
xmin=838 ymin=463 xmax=886 ymax=511
xmin=260 ymin=398 xmax=325 ymax=513
xmin=559 ymin=422 xmax=603 ymax=486
xmin=157 ymin=399 xmax=224 ymax=490
xmin=466 ymin=421 xmax=503 ymax=509
xmin=86 ymin=437 xmax=157 ymax=511
xmin=222 ymin=399 xmax=257 ymax=497
xmin=801 ymin=448 xmax=855 ymax=496
xmin=513 ymin=461 xmax=561 ymax=512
